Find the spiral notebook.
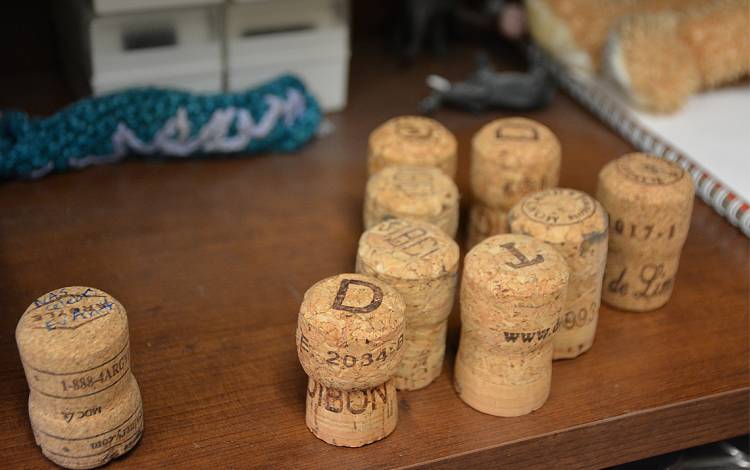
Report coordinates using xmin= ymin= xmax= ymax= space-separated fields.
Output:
xmin=543 ymin=56 xmax=750 ymax=238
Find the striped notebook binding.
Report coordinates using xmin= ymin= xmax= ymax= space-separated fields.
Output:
xmin=540 ymin=53 xmax=750 ymax=239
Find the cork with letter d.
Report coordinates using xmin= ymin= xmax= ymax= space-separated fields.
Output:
xmin=296 ymin=274 xmax=406 ymax=447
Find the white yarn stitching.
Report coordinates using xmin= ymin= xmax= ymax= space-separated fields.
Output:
xmin=58 ymin=89 xmax=306 ymax=175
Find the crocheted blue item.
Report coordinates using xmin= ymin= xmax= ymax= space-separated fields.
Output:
xmin=0 ymin=74 xmax=321 ymax=179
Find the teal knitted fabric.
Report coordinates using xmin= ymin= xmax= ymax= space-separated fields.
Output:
xmin=0 ymin=74 xmax=321 ymax=179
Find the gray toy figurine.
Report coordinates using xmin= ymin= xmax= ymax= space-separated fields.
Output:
xmin=420 ymin=48 xmax=555 ymax=113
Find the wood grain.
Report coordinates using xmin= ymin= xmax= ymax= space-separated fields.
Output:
xmin=0 ymin=41 xmax=747 ymax=469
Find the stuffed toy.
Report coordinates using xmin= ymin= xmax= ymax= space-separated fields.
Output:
xmin=604 ymin=0 xmax=750 ymax=112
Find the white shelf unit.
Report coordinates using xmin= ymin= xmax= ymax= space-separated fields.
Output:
xmin=90 ymin=6 xmax=223 ymax=93
xmin=225 ymin=0 xmax=350 ymax=111
xmin=92 ymin=0 xmax=223 ymax=15
xmin=80 ymin=0 xmax=350 ymax=111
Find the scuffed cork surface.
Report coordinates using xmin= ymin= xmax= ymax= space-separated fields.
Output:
xmin=364 ymin=165 xmax=459 ymax=237
xmin=467 ymin=202 xmax=510 ymax=249
xmin=16 ymin=286 xmax=142 ymax=469
xmin=305 ymin=378 xmax=398 ymax=447
xmin=296 ymin=273 xmax=406 ymax=391
xmin=17 ymin=287 xmax=129 ymax=376
xmin=471 ymin=117 xmax=561 ymax=210
xmin=29 ymin=375 xmax=143 ymax=470
xmin=356 ymin=218 xmax=459 ymax=390
xmin=509 ymin=188 xmax=609 ymax=359
xmin=469 ymin=117 xmax=560 ymax=246
xmin=368 ymin=116 xmax=458 ymax=178
xmin=357 ymin=219 xmax=459 ymax=283
xmin=296 ymin=274 xmax=406 ymax=447
xmin=455 ymin=234 xmax=569 ymax=416
xmin=596 ymin=153 xmax=694 ymax=311
xmin=462 ymin=234 xmax=569 ymax=303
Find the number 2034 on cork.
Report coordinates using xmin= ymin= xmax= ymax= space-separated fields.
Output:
xmin=597 ymin=153 xmax=694 ymax=312
xmin=296 ymin=274 xmax=406 ymax=447
xmin=15 ymin=286 xmax=143 ymax=469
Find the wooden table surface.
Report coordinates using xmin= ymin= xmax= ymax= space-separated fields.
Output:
xmin=0 ymin=42 xmax=748 ymax=469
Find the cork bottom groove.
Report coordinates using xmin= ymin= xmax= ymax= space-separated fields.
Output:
xmin=553 ymin=306 xmax=598 ymax=360
xmin=454 ymin=349 xmax=552 ymax=417
xmin=553 ymin=294 xmax=601 ymax=360
xmin=305 ymin=378 xmax=397 ymax=447
xmin=30 ymin=374 xmax=143 ymax=469
xmin=394 ymin=321 xmax=447 ymax=391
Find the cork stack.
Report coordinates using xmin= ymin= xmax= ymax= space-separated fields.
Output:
xmin=468 ymin=117 xmax=561 ymax=247
xmin=368 ymin=116 xmax=458 ymax=178
xmin=296 ymin=274 xmax=406 ymax=447
xmin=16 ymin=287 xmax=143 ymax=469
xmin=356 ymin=218 xmax=459 ymax=390
xmin=455 ymin=234 xmax=569 ymax=416
xmin=509 ymin=188 xmax=609 ymax=359
xmin=364 ymin=165 xmax=460 ymax=238
xmin=597 ymin=153 xmax=694 ymax=311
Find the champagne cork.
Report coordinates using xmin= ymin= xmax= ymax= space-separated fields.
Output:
xmin=467 ymin=203 xmax=510 ymax=249
xmin=356 ymin=218 xmax=459 ymax=391
xmin=468 ymin=117 xmax=561 ymax=246
xmin=596 ymin=153 xmax=694 ymax=311
xmin=509 ymin=188 xmax=609 ymax=359
xmin=15 ymin=287 xmax=143 ymax=469
xmin=364 ymin=165 xmax=459 ymax=238
xmin=296 ymin=274 xmax=406 ymax=447
xmin=368 ymin=116 xmax=458 ymax=178
xmin=455 ymin=234 xmax=569 ymax=416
